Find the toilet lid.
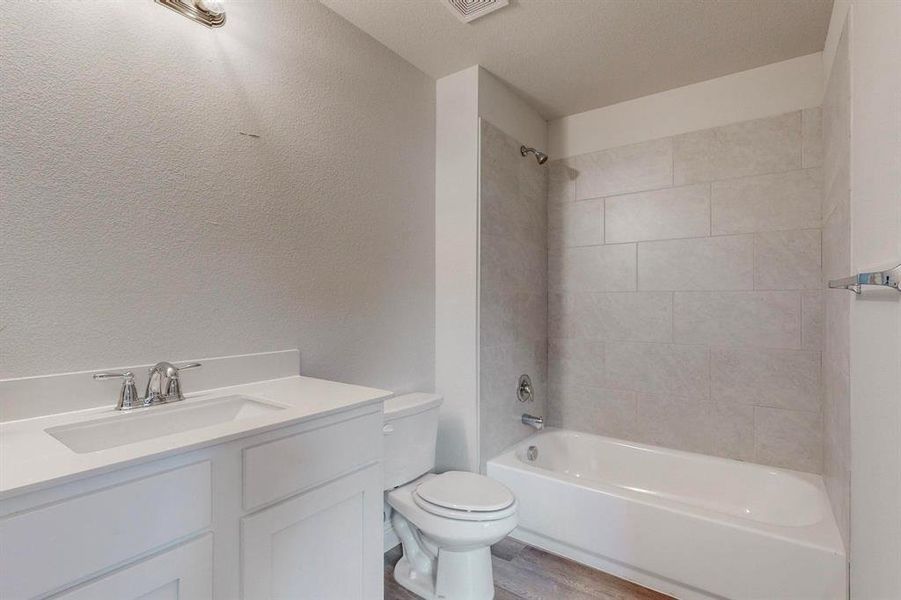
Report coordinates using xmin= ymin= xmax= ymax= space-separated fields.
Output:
xmin=414 ymin=471 xmax=515 ymax=512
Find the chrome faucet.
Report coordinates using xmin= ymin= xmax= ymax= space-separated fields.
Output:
xmin=522 ymin=413 xmax=544 ymax=430
xmin=93 ymin=361 xmax=201 ymax=410
xmin=145 ymin=361 xmax=201 ymax=404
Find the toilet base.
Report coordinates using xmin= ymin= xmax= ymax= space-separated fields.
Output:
xmin=394 ymin=555 xmax=438 ymax=599
xmin=394 ymin=547 xmax=495 ymax=600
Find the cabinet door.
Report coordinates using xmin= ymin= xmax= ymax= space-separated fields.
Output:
xmin=241 ymin=463 xmax=383 ymax=600
xmin=53 ymin=534 xmax=212 ymax=600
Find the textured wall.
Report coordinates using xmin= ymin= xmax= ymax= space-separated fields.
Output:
xmin=547 ymin=111 xmax=825 ymax=473
xmin=0 ymin=1 xmax=435 ymax=393
xmin=479 ymin=119 xmax=547 ymax=470
xmin=821 ymin=15 xmax=851 ymax=552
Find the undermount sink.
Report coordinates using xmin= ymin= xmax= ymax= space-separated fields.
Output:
xmin=46 ymin=395 xmax=286 ymax=454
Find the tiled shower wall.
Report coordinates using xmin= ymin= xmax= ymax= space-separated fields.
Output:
xmin=547 ymin=111 xmax=825 ymax=473
xmin=822 ymin=24 xmax=851 ymax=547
xmin=479 ymin=119 xmax=548 ymax=470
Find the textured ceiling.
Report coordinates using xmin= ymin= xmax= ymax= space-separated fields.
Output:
xmin=319 ymin=0 xmax=833 ymax=119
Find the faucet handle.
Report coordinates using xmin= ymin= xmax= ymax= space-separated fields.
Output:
xmin=92 ymin=371 xmax=132 ymax=381
xmin=166 ymin=362 xmax=202 ymax=402
xmin=93 ymin=371 xmax=140 ymax=410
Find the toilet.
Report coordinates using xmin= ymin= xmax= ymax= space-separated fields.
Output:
xmin=384 ymin=393 xmax=518 ymax=600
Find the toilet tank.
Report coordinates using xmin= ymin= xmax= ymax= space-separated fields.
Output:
xmin=383 ymin=393 xmax=443 ymax=490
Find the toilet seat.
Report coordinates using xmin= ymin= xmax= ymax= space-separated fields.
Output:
xmin=412 ymin=471 xmax=516 ymax=521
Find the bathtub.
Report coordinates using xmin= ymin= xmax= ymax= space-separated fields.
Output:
xmin=487 ymin=429 xmax=846 ymax=600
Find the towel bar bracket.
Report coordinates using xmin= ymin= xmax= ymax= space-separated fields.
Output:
xmin=828 ymin=264 xmax=901 ymax=294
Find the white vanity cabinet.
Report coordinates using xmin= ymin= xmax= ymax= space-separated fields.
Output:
xmin=242 ymin=464 xmax=382 ymax=599
xmin=0 ymin=403 xmax=384 ymax=600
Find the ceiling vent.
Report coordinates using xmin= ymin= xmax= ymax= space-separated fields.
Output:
xmin=440 ymin=0 xmax=509 ymax=23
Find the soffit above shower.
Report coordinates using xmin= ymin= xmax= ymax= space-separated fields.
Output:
xmin=318 ymin=0 xmax=833 ymax=119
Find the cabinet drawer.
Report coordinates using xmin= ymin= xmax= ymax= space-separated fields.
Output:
xmin=243 ymin=411 xmax=381 ymax=510
xmin=0 ymin=461 xmax=211 ymax=599
xmin=52 ymin=534 xmax=212 ymax=600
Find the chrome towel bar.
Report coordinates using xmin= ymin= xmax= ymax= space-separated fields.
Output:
xmin=828 ymin=264 xmax=901 ymax=294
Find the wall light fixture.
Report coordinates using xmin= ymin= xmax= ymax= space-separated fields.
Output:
xmin=156 ymin=0 xmax=226 ymax=28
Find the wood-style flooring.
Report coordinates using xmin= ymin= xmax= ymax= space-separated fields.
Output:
xmin=384 ymin=537 xmax=674 ymax=600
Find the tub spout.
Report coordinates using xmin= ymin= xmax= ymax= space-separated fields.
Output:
xmin=522 ymin=413 xmax=544 ymax=430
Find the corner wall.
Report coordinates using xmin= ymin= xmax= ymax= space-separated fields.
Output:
xmin=820 ymin=11 xmax=851 ymax=552
xmin=435 ymin=66 xmax=481 ymax=471
xmin=837 ymin=2 xmax=901 ymax=596
xmin=435 ymin=66 xmax=546 ymax=471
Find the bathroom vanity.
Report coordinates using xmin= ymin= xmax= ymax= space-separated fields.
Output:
xmin=0 ymin=356 xmax=390 ymax=600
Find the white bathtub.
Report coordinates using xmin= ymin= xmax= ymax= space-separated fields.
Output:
xmin=487 ymin=429 xmax=846 ymax=600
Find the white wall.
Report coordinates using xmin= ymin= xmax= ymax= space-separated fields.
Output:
xmin=435 ymin=66 xmax=480 ymax=471
xmin=0 ymin=1 xmax=436 ymax=394
xmin=840 ymin=1 xmax=901 ymax=596
xmin=478 ymin=69 xmax=547 ymax=154
xmin=549 ymin=53 xmax=824 ymax=160
xmin=821 ymin=12 xmax=852 ymax=552
xmin=435 ymin=66 xmax=546 ymax=471
xmin=822 ymin=0 xmax=851 ymax=84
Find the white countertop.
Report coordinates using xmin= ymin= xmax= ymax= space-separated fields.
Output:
xmin=0 ymin=375 xmax=391 ymax=500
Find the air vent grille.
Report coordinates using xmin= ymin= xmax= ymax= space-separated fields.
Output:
xmin=440 ymin=0 xmax=509 ymax=23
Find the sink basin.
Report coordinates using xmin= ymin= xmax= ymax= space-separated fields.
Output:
xmin=46 ymin=395 xmax=286 ymax=454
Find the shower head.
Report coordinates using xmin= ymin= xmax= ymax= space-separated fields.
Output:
xmin=520 ymin=145 xmax=548 ymax=165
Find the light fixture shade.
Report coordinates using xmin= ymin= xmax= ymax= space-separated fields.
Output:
xmin=155 ymin=0 xmax=226 ymax=28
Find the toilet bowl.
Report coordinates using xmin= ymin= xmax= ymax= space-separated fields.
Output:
xmin=388 ymin=472 xmax=518 ymax=600
xmin=382 ymin=394 xmax=518 ymax=600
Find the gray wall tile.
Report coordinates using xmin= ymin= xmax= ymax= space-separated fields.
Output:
xmin=674 ymin=112 xmax=801 ymax=184
xmin=711 ymin=168 xmax=822 ymax=235
xmin=711 ymin=346 xmax=821 ymax=412
xmin=549 ymin=292 xmax=673 ymax=343
xmin=548 ymin=198 xmax=604 ymax=249
xmin=480 ymin=340 xmax=547 ymax=467
xmin=605 ymin=184 xmax=710 ymax=243
xmin=754 ymin=229 xmax=822 ymax=290
xmin=480 ymin=288 xmax=546 ymax=349
xmin=482 ymin=234 xmax=546 ymax=294
xmin=822 ymin=196 xmax=850 ymax=281
xmin=545 ymin=111 xmax=826 ymax=474
xmin=605 ymin=342 xmax=708 ymax=397
xmin=801 ymin=290 xmax=825 ymax=350
xmin=547 ymin=383 xmax=637 ymax=439
xmin=549 ymin=244 xmax=636 ymax=292
xmin=548 ymin=338 xmax=605 ymax=388
xmin=634 ymin=393 xmax=755 ymax=461
xmin=638 ymin=235 xmax=754 ymax=291
xmin=823 ymin=27 xmax=850 ymax=201
xmin=674 ymin=291 xmax=801 ymax=349
xmin=755 ymin=407 xmax=823 ymax=473
xmin=802 ymin=107 xmax=824 ymax=169
xmin=479 ymin=120 xmax=548 ymax=470
xmin=482 ymin=176 xmax=546 ymax=248
xmin=569 ymin=138 xmax=673 ymax=200
xmin=548 ymin=161 xmax=576 ymax=204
